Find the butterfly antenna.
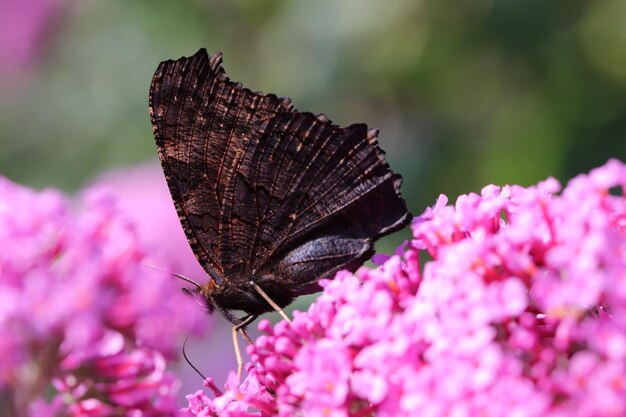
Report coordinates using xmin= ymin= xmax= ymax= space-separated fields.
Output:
xmin=171 ymin=272 xmax=203 ymax=290
xmin=144 ymin=263 xmax=202 ymax=290
xmin=249 ymin=280 xmax=292 ymax=323
xmin=182 ymin=330 xmax=208 ymax=381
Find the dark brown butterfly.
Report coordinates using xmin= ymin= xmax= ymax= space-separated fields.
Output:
xmin=149 ymin=48 xmax=410 ymax=328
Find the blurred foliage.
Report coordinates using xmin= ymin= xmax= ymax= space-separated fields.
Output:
xmin=1 ymin=0 xmax=626 ymax=218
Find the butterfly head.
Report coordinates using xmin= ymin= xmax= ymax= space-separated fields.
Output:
xmin=179 ymin=279 xmax=219 ymax=314
xmin=185 ymin=279 xmax=250 ymax=324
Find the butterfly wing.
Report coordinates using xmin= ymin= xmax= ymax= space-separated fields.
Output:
xmin=149 ymin=49 xmax=410 ymax=308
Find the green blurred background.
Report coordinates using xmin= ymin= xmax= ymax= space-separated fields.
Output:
xmin=2 ymin=0 xmax=626 ymax=216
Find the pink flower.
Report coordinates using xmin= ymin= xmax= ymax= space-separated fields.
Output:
xmin=0 ymin=176 xmax=199 ymax=415
xmin=56 ymin=342 xmax=180 ymax=415
xmin=182 ymin=159 xmax=626 ymax=417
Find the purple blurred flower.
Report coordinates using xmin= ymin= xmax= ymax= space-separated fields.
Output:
xmin=182 ymin=159 xmax=626 ymax=417
xmin=0 ymin=176 xmax=199 ymax=415
xmin=0 ymin=0 xmax=66 ymax=75
xmin=55 ymin=343 xmax=180 ymax=416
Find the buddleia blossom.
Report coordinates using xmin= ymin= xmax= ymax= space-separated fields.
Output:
xmin=0 ymin=177 xmax=200 ymax=416
xmin=182 ymin=159 xmax=626 ymax=417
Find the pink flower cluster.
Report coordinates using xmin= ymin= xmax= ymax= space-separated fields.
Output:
xmin=0 ymin=178 xmax=201 ymax=416
xmin=182 ymin=159 xmax=626 ymax=417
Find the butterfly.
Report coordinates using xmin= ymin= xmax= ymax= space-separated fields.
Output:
xmin=149 ymin=48 xmax=411 ymax=329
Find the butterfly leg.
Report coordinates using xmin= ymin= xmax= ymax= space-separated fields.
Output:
xmin=232 ymin=314 xmax=257 ymax=378
xmin=249 ymin=280 xmax=292 ymax=323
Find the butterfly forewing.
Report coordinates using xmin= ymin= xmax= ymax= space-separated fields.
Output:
xmin=149 ymin=49 xmax=295 ymax=283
